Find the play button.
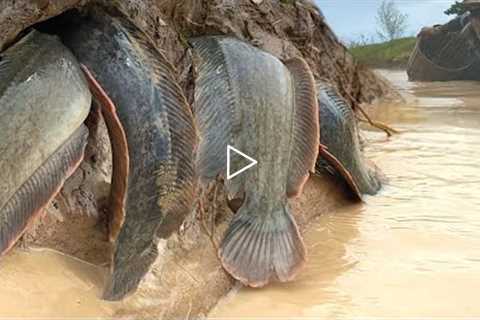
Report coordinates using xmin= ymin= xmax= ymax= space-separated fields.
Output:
xmin=227 ymin=145 xmax=258 ymax=180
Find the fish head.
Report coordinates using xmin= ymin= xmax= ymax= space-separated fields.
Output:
xmin=103 ymin=236 xmax=160 ymax=301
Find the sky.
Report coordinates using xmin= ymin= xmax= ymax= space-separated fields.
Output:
xmin=314 ymin=0 xmax=456 ymax=43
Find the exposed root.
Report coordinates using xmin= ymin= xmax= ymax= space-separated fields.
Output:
xmin=210 ymin=181 xmax=219 ymax=242
xmin=355 ymin=104 xmax=399 ymax=137
xmin=198 ymin=199 xmax=219 ymax=254
xmin=333 ymin=79 xmax=398 ymax=137
xmin=196 ymin=180 xmax=220 ymax=255
xmin=315 ymin=44 xmax=397 ymax=138
xmin=171 ymin=257 xmax=201 ymax=285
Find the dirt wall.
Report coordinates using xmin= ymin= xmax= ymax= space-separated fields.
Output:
xmin=1 ymin=0 xmax=395 ymax=104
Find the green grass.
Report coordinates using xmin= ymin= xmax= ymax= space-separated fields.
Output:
xmin=350 ymin=37 xmax=417 ymax=68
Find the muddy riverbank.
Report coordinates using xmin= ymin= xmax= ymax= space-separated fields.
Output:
xmin=0 ymin=175 xmax=357 ymax=318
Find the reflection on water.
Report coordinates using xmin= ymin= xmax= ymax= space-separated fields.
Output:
xmin=211 ymin=70 xmax=480 ymax=318
xmin=0 ymin=249 xmax=113 ymax=318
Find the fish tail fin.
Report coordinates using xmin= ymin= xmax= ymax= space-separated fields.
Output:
xmin=219 ymin=199 xmax=306 ymax=287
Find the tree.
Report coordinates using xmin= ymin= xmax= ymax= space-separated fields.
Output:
xmin=376 ymin=0 xmax=409 ymax=42
xmin=445 ymin=1 xmax=467 ymax=15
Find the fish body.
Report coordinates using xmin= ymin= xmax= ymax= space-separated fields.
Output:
xmin=60 ymin=12 xmax=197 ymax=300
xmin=0 ymin=30 xmax=91 ymax=255
xmin=316 ymin=82 xmax=382 ymax=197
xmin=192 ymin=37 xmax=319 ymax=286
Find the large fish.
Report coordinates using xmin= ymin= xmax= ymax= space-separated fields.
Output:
xmin=60 ymin=11 xmax=197 ymax=300
xmin=191 ymin=37 xmax=319 ymax=287
xmin=0 ymin=30 xmax=91 ymax=256
xmin=315 ymin=81 xmax=382 ymax=198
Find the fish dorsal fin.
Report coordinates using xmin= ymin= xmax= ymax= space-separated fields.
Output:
xmin=120 ymin=18 xmax=179 ymax=88
xmin=114 ymin=16 xmax=198 ymax=235
xmin=190 ymin=37 xmax=238 ymax=182
xmin=0 ymin=56 xmax=9 ymax=73
xmin=285 ymin=57 xmax=320 ymax=198
xmin=317 ymin=81 xmax=356 ymax=127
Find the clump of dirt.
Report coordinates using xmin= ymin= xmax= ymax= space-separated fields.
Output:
xmin=1 ymin=0 xmax=397 ymax=317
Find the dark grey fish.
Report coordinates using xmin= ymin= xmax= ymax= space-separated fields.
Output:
xmin=59 ymin=12 xmax=197 ymax=301
xmin=191 ymin=36 xmax=319 ymax=287
xmin=315 ymin=81 xmax=382 ymax=198
xmin=0 ymin=30 xmax=91 ymax=256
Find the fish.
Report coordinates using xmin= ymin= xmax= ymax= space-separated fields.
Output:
xmin=59 ymin=11 xmax=198 ymax=300
xmin=315 ymin=81 xmax=382 ymax=198
xmin=191 ymin=36 xmax=319 ymax=287
xmin=0 ymin=30 xmax=91 ymax=256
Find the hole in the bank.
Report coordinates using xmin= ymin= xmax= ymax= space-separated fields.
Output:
xmin=33 ymin=9 xmax=83 ymax=36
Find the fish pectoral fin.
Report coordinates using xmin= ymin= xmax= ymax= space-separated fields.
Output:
xmin=284 ymin=57 xmax=320 ymax=198
xmin=219 ymin=199 xmax=306 ymax=287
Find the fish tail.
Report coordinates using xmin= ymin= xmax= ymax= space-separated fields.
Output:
xmin=219 ymin=199 xmax=306 ymax=287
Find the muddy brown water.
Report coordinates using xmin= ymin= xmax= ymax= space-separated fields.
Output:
xmin=210 ymin=70 xmax=480 ymax=318
xmin=0 ymin=249 xmax=113 ymax=317
xmin=0 ymin=70 xmax=479 ymax=318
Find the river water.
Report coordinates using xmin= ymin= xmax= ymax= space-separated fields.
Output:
xmin=0 ymin=70 xmax=479 ymax=318
xmin=0 ymin=249 xmax=113 ymax=318
xmin=210 ymin=70 xmax=480 ymax=318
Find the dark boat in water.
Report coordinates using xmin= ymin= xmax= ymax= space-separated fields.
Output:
xmin=407 ymin=11 xmax=480 ymax=81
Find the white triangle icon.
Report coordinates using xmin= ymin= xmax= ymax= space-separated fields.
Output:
xmin=227 ymin=145 xmax=258 ymax=180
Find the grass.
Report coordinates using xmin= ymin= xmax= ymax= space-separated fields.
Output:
xmin=350 ymin=37 xmax=417 ymax=69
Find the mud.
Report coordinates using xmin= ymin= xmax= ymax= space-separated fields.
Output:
xmin=1 ymin=176 xmax=352 ymax=319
